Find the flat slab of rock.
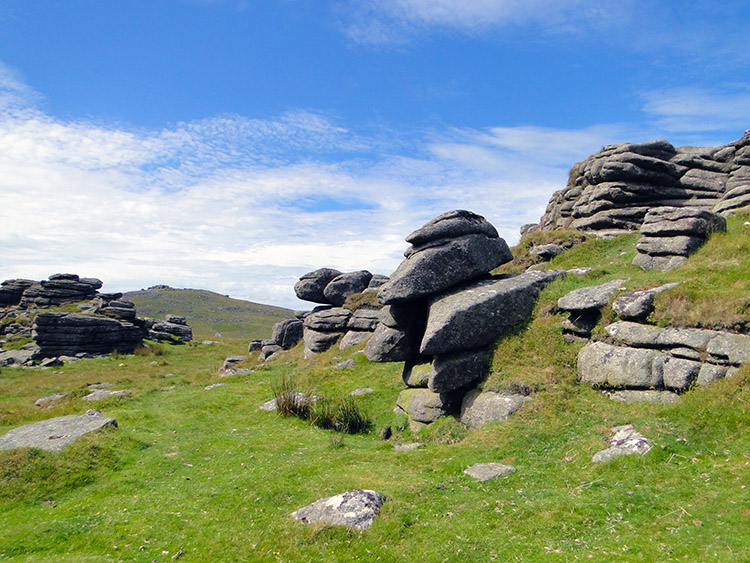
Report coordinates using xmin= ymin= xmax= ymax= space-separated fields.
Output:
xmin=592 ymin=425 xmax=651 ymax=463
xmin=460 ymin=389 xmax=529 ymax=429
xmin=557 ymin=278 xmax=629 ymax=312
xmin=349 ymin=387 xmax=374 ymax=396
xmin=0 ymin=411 xmax=117 ymax=452
xmin=291 ymin=489 xmax=385 ymax=530
xmin=464 ymin=462 xmax=516 ymax=482
xmin=605 ymin=390 xmax=680 ymax=404
xmin=612 ymin=282 xmax=679 ymax=320
xmin=34 ymin=392 xmax=68 ymax=407
xmin=82 ymin=389 xmax=132 ymax=401
xmin=421 ymin=270 xmax=565 ymax=355
xmin=392 ymin=442 xmax=424 ymax=451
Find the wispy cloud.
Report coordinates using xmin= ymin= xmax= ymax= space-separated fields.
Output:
xmin=1 ymin=64 xmax=744 ymax=308
xmin=641 ymin=85 xmax=750 ymax=141
xmin=343 ymin=0 xmax=636 ymax=44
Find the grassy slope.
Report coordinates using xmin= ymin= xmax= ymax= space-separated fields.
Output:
xmin=123 ymin=288 xmax=294 ymax=340
xmin=0 ymin=213 xmax=748 ymax=562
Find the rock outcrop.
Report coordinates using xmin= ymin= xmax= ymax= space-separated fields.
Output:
xmin=536 ymin=131 xmax=750 ymax=234
xmin=0 ymin=410 xmax=117 ymax=452
xmin=289 ymin=267 xmax=387 ymax=357
xmin=632 ymin=207 xmax=727 ymax=271
xmin=0 ymin=274 xmax=194 ymax=363
xmin=578 ymin=321 xmax=748 ymax=395
xmin=366 ymin=210 xmax=557 ymax=429
xmin=33 ymin=313 xmax=143 ymax=358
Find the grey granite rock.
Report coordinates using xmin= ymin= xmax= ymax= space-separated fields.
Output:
xmin=294 ymin=268 xmax=342 ymax=304
xmin=377 ymin=231 xmax=512 ymax=305
xmin=0 ymin=411 xmax=117 ymax=452
xmin=464 ymin=462 xmax=516 ymax=482
xmin=578 ymin=342 xmax=666 ymax=388
xmin=460 ymin=389 xmax=529 ymax=429
xmin=323 ymin=270 xmax=373 ymax=306
xmin=557 ymin=279 xmax=629 ymax=312
xmin=605 ymin=390 xmax=680 ymax=404
xmin=291 ymin=489 xmax=385 ymax=530
xmin=421 ymin=270 xmax=564 ymax=355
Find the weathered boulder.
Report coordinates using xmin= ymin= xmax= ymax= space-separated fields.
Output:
xmin=377 ymin=211 xmax=512 ymax=305
xmin=459 ymin=389 xmax=529 ymax=429
xmin=294 ymin=268 xmax=342 ymax=304
xmin=421 ymin=270 xmax=565 ymax=355
xmin=529 ymin=243 xmax=565 ymax=261
xmin=632 ymin=207 xmax=726 ymax=271
xmin=19 ymin=274 xmax=103 ymax=309
xmin=605 ymin=390 xmax=680 ymax=404
xmin=303 ymin=308 xmax=351 ymax=332
xmin=428 ymin=348 xmax=491 ymax=393
xmin=146 ymin=316 xmax=193 ymax=342
xmin=347 ymin=309 xmax=381 ymax=332
xmin=303 ymin=328 xmax=343 ymax=353
xmin=578 ymin=342 xmax=666 ymax=388
xmin=338 ymin=331 xmax=372 ymax=350
xmin=0 ymin=411 xmax=117 ymax=452
xmin=0 ymin=349 xmax=36 ymax=367
xmin=291 ymin=489 xmax=385 ymax=530
xmin=557 ymin=279 xmax=629 ymax=312
xmin=402 ymin=359 xmax=431 ymax=388
xmin=32 ymin=312 xmax=143 ymax=358
xmin=404 ymin=209 xmax=499 ymax=247
xmin=83 ymin=389 xmax=132 ymax=401
xmin=536 ymin=133 xmax=750 ymax=234
xmin=612 ymin=283 xmax=679 ymax=320
xmin=605 ymin=321 xmax=716 ymax=350
xmin=323 ymin=270 xmax=373 ymax=306
xmin=396 ymin=388 xmax=459 ymax=423
xmin=363 ymin=323 xmax=419 ymax=363
xmin=270 ymin=319 xmax=304 ymax=350
xmin=0 ymin=279 xmax=35 ymax=306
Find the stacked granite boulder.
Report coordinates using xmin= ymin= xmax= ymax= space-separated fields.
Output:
xmin=578 ymin=321 xmax=750 ymax=402
xmin=632 ymin=207 xmax=727 ymax=271
xmin=292 ymin=268 xmax=387 ymax=357
xmin=142 ymin=315 xmax=193 ymax=343
xmin=32 ymin=312 xmax=143 ymax=358
xmin=19 ymin=274 xmax=103 ymax=308
xmin=248 ymin=318 xmax=305 ymax=361
xmin=365 ymin=210 xmax=564 ymax=429
xmin=535 ymin=131 xmax=750 ymax=234
xmin=0 ymin=273 xmax=194 ymax=363
xmin=557 ymin=278 xmax=629 ymax=338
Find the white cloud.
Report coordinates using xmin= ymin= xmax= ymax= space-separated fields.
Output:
xmin=3 ymin=65 xmax=745 ymax=309
xmin=641 ymin=86 xmax=750 ymax=141
xmin=344 ymin=0 xmax=636 ymax=44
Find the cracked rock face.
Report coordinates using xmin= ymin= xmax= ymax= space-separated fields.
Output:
xmin=291 ymin=489 xmax=386 ymax=530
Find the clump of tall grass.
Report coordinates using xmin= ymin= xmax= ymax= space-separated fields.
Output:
xmin=272 ymin=376 xmax=372 ymax=434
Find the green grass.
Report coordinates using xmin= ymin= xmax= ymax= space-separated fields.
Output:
xmin=123 ymin=287 xmax=295 ymax=340
xmin=0 ymin=216 xmax=749 ymax=561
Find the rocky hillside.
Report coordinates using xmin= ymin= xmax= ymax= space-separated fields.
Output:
xmin=535 ymin=130 xmax=750 ymax=233
xmin=123 ymin=286 xmax=294 ymax=340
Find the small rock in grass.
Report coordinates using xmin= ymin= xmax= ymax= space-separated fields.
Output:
xmin=291 ymin=489 xmax=385 ymax=530
xmin=83 ymin=389 xmax=132 ymax=401
xmin=392 ymin=442 xmax=424 ymax=452
xmin=464 ymin=463 xmax=516 ymax=482
xmin=349 ymin=387 xmax=374 ymax=396
xmin=592 ymin=425 xmax=651 ymax=463
xmin=34 ymin=393 xmax=68 ymax=408
xmin=204 ymin=383 xmax=226 ymax=391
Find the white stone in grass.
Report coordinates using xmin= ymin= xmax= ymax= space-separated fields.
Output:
xmin=592 ymin=425 xmax=651 ymax=463
xmin=291 ymin=489 xmax=385 ymax=530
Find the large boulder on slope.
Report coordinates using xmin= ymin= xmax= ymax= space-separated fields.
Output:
xmin=420 ymin=270 xmax=565 ymax=355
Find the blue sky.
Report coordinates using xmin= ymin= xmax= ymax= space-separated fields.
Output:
xmin=1 ymin=1 xmax=749 ymax=309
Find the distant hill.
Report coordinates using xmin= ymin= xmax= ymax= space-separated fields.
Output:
xmin=123 ymin=286 xmax=294 ymax=340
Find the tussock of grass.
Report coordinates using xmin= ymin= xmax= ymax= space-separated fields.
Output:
xmin=342 ymin=290 xmax=381 ymax=312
